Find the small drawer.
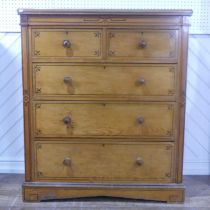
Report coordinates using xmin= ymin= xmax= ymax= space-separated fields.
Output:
xmin=31 ymin=29 xmax=102 ymax=59
xmin=107 ymin=30 xmax=178 ymax=62
xmin=33 ymin=64 xmax=176 ymax=99
xmin=33 ymin=102 xmax=175 ymax=139
xmin=34 ymin=142 xmax=175 ymax=182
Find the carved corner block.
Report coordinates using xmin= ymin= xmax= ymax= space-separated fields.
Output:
xmin=23 ymin=95 xmax=30 ymax=106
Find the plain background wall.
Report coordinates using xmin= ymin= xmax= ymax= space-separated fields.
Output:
xmin=0 ymin=0 xmax=210 ymax=174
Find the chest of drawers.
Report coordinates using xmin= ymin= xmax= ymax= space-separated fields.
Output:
xmin=18 ymin=9 xmax=192 ymax=202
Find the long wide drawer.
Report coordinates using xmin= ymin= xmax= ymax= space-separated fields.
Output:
xmin=33 ymin=102 xmax=175 ymax=139
xmin=31 ymin=29 xmax=102 ymax=59
xmin=107 ymin=29 xmax=178 ymax=62
xmin=33 ymin=64 xmax=176 ymax=99
xmin=34 ymin=142 xmax=175 ymax=182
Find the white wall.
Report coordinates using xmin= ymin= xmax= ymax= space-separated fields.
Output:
xmin=0 ymin=32 xmax=23 ymax=173
xmin=1 ymin=0 xmax=210 ymax=33
xmin=184 ymin=35 xmax=210 ymax=175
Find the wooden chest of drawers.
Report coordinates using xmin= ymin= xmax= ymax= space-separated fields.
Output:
xmin=18 ymin=9 xmax=192 ymax=202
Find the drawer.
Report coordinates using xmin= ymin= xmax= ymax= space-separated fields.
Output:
xmin=34 ymin=142 xmax=174 ymax=182
xmin=107 ymin=30 xmax=178 ymax=61
xmin=33 ymin=64 xmax=176 ymax=99
xmin=33 ymin=102 xmax=175 ymax=139
xmin=31 ymin=29 xmax=102 ymax=59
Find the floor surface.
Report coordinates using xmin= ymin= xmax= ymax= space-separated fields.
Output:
xmin=0 ymin=174 xmax=210 ymax=210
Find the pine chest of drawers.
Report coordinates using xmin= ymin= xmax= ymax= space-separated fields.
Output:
xmin=18 ymin=9 xmax=192 ymax=202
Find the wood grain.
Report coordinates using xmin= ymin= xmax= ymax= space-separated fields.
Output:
xmin=33 ymin=64 xmax=176 ymax=98
xmin=33 ymin=102 xmax=175 ymax=138
xmin=34 ymin=141 xmax=174 ymax=182
xmin=107 ymin=29 xmax=178 ymax=61
xmin=19 ymin=9 xmax=192 ymax=202
xmin=23 ymin=182 xmax=185 ymax=203
xmin=21 ymin=25 xmax=31 ymax=181
xmin=32 ymin=29 xmax=102 ymax=59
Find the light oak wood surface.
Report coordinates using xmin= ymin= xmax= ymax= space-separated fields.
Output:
xmin=32 ymin=29 xmax=102 ymax=58
xmin=34 ymin=102 xmax=174 ymax=138
xmin=34 ymin=64 xmax=176 ymax=97
xmin=107 ymin=30 xmax=178 ymax=60
xmin=34 ymin=142 xmax=174 ymax=182
xmin=19 ymin=9 xmax=192 ymax=202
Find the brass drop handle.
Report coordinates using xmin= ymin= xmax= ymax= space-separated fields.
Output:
xmin=136 ymin=157 xmax=144 ymax=166
xmin=63 ymin=116 xmax=71 ymax=125
xmin=63 ymin=40 xmax=71 ymax=48
xmin=63 ymin=157 xmax=71 ymax=166
xmin=63 ymin=76 xmax=72 ymax=85
xmin=137 ymin=77 xmax=145 ymax=85
xmin=139 ymin=40 xmax=147 ymax=49
xmin=137 ymin=116 xmax=144 ymax=124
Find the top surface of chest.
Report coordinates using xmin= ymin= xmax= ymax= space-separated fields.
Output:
xmin=18 ymin=9 xmax=192 ymax=32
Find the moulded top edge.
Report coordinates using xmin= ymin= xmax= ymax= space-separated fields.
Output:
xmin=17 ymin=9 xmax=193 ymax=16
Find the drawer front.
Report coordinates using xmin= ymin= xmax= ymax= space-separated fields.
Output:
xmin=33 ymin=64 xmax=176 ymax=98
xmin=32 ymin=29 xmax=102 ymax=59
xmin=33 ymin=102 xmax=174 ymax=138
xmin=34 ymin=142 xmax=174 ymax=182
xmin=107 ymin=30 xmax=178 ymax=61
